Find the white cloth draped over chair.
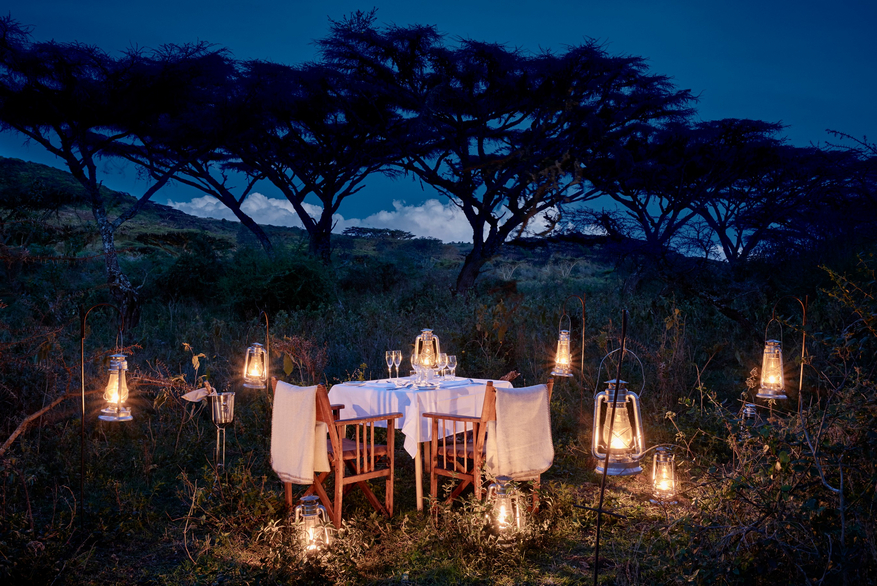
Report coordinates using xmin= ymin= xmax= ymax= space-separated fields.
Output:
xmin=270 ymin=379 xmax=401 ymax=528
xmin=424 ymin=379 xmax=554 ymax=507
xmin=485 ymin=383 xmax=554 ymax=480
xmin=270 ymin=382 xmax=330 ymax=485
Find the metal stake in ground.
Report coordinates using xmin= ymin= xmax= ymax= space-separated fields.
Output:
xmin=594 ymin=308 xmax=628 ymax=586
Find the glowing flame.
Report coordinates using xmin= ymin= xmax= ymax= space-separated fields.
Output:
xmin=610 ymin=435 xmax=629 ymax=450
xmin=248 ymin=361 xmax=263 ymax=378
xmin=656 ymin=478 xmax=671 ymax=492
xmin=496 ymin=504 xmax=509 ymax=529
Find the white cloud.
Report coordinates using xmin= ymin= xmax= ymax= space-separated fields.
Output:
xmin=352 ymin=199 xmax=472 ymax=242
xmin=167 ymin=193 xmax=574 ymax=244
xmin=166 ymin=194 xmax=475 ymax=243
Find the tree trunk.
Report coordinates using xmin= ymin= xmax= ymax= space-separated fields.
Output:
xmin=92 ymin=204 xmax=140 ymax=328
xmin=229 ymin=204 xmax=274 ymax=258
xmin=308 ymin=214 xmax=334 ymax=265
xmin=454 ymin=245 xmax=492 ymax=295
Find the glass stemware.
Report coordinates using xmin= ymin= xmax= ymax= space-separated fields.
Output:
xmin=411 ymin=353 xmax=421 ymax=385
xmin=448 ymin=355 xmax=457 ymax=380
xmin=392 ymin=350 xmax=402 ymax=381
xmin=437 ymin=353 xmax=449 ymax=381
xmin=385 ymin=351 xmax=393 ymax=380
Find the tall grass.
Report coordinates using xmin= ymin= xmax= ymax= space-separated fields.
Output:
xmin=1 ymin=240 xmax=875 ymax=584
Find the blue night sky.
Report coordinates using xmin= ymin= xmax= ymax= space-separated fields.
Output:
xmin=2 ymin=0 xmax=875 ymax=238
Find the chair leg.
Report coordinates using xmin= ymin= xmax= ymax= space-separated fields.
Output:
xmin=387 ymin=426 xmax=395 ymax=517
xmin=284 ymin=482 xmax=293 ymax=508
xmin=430 ymin=439 xmax=438 ymax=507
xmin=334 ymin=461 xmax=343 ymax=529
xmin=531 ymin=476 xmax=541 ymax=513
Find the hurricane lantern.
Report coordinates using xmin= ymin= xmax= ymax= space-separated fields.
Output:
xmin=551 ymin=329 xmax=573 ymax=377
xmin=294 ymin=495 xmax=332 ymax=552
xmin=650 ymin=447 xmax=677 ymax=504
xmin=756 ymin=339 xmax=786 ymax=400
xmin=413 ymin=329 xmax=441 ymax=370
xmin=99 ymin=354 xmax=133 ymax=422
xmin=592 ymin=379 xmax=644 ymax=476
xmin=486 ymin=476 xmax=525 ymax=533
xmin=243 ymin=342 xmax=268 ymax=389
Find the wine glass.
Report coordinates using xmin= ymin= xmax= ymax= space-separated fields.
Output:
xmin=385 ymin=351 xmax=393 ymax=381
xmin=392 ymin=350 xmax=402 ymax=381
xmin=410 ymin=353 xmax=420 ymax=384
xmin=436 ymin=353 xmax=449 ymax=381
xmin=447 ymin=355 xmax=457 ymax=380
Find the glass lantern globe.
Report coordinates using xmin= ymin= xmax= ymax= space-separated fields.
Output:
xmin=413 ymin=329 xmax=441 ymax=371
xmin=99 ymin=354 xmax=133 ymax=422
xmin=592 ymin=379 xmax=644 ymax=476
xmin=486 ymin=476 xmax=525 ymax=534
xmin=756 ymin=339 xmax=786 ymax=400
xmin=551 ymin=329 xmax=573 ymax=377
xmin=243 ymin=343 xmax=267 ymax=389
xmin=294 ymin=495 xmax=332 ymax=552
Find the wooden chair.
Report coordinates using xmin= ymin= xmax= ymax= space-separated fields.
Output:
xmin=272 ymin=378 xmax=402 ymax=528
xmin=423 ymin=379 xmax=554 ymax=507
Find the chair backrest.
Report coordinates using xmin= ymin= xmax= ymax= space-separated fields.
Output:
xmin=272 ymin=377 xmax=344 ymax=459
xmin=472 ymin=378 xmax=553 ymax=454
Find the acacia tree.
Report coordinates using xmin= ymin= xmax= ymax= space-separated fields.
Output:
xmin=680 ymin=120 xmax=842 ymax=268
xmin=0 ymin=18 xmax=220 ymax=324
xmin=110 ymin=50 xmax=275 ymax=257
xmin=229 ymin=58 xmax=401 ymax=264
xmin=320 ymin=15 xmax=693 ymax=293
xmin=578 ymin=120 xmax=708 ymax=259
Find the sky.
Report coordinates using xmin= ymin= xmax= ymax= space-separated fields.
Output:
xmin=2 ymin=0 xmax=875 ymax=242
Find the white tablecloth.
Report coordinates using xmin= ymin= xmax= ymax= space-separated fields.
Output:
xmin=328 ymin=377 xmax=513 ymax=458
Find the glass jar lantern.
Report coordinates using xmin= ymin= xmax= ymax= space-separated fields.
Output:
xmin=738 ymin=402 xmax=760 ymax=440
xmin=294 ymin=495 xmax=332 ymax=552
xmin=211 ymin=392 xmax=235 ymax=468
xmin=99 ymin=354 xmax=133 ymax=422
xmin=243 ymin=342 xmax=267 ymax=389
xmin=650 ymin=447 xmax=677 ymax=504
xmin=592 ymin=379 xmax=644 ymax=476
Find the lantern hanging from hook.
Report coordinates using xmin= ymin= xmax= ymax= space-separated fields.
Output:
xmin=550 ymin=294 xmax=585 ymax=378
xmin=756 ymin=316 xmax=786 ymax=400
xmin=551 ymin=313 xmax=574 ymax=378
xmin=243 ymin=342 xmax=268 ymax=389
xmin=99 ymin=353 xmax=133 ymax=422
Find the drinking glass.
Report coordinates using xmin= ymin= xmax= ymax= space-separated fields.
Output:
xmin=437 ymin=353 xmax=449 ymax=380
xmin=385 ymin=351 xmax=393 ymax=380
xmin=448 ymin=355 xmax=457 ymax=380
xmin=392 ymin=350 xmax=402 ymax=380
xmin=411 ymin=353 xmax=421 ymax=384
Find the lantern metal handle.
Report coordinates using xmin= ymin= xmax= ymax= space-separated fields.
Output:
xmin=767 ymin=295 xmax=809 ymax=408
xmin=593 ymin=348 xmax=645 ymax=397
xmin=763 ymin=316 xmax=783 ymax=345
xmin=558 ymin=294 xmax=586 ymax=377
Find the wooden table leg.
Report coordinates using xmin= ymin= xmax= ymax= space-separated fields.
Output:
xmin=415 ymin=442 xmax=423 ymax=511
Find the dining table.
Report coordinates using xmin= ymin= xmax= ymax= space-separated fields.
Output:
xmin=328 ymin=376 xmax=513 ymax=511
